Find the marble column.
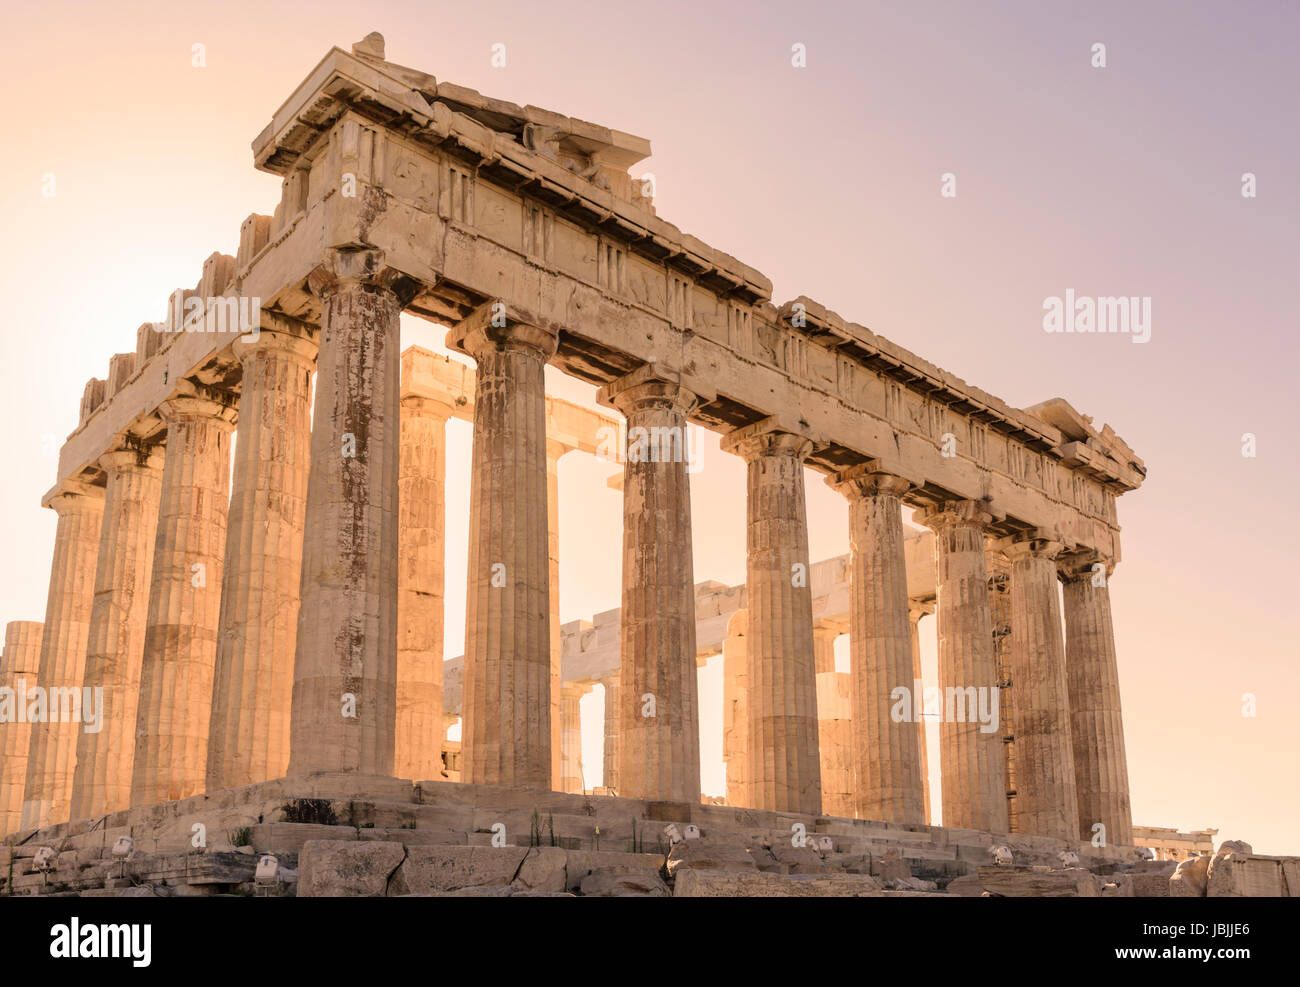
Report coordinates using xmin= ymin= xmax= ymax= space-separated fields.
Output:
xmin=908 ymin=603 xmax=934 ymax=825
xmin=395 ymin=394 xmax=453 ymax=782
xmin=288 ymin=250 xmax=406 ymax=777
xmin=69 ymin=448 xmax=163 ymax=820
xmin=207 ymin=328 xmax=316 ymax=791
xmin=545 ymin=439 xmax=567 ymax=791
xmin=832 ymin=464 xmax=925 ymax=824
xmin=723 ymin=423 xmax=821 ymax=815
xmin=0 ymin=622 xmax=44 ymax=836
xmin=20 ymin=484 xmax=104 ymax=829
xmin=721 ymin=609 xmax=748 ymax=807
xmin=456 ymin=311 xmax=557 ymax=788
xmin=1005 ymin=535 xmax=1079 ymax=840
xmin=560 ymin=683 xmax=586 ymax=794
xmin=601 ymin=674 xmax=620 ymax=793
xmin=600 ymin=369 xmax=701 ymax=804
xmin=1060 ymin=552 xmax=1133 ymax=846
xmin=917 ymin=499 xmax=1008 ymax=833
xmin=813 ymin=622 xmax=854 ymax=818
xmin=130 ymin=389 xmax=236 ymax=807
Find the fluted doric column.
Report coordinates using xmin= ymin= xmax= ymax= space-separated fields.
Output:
xmin=395 ymin=393 xmax=453 ymax=782
xmin=1004 ymin=535 xmax=1079 ymax=839
xmin=130 ymin=388 xmax=236 ymax=807
xmin=599 ymin=368 xmax=701 ymax=803
xmin=831 ymin=464 xmax=925 ymax=824
xmin=917 ymin=499 xmax=1008 ymax=832
xmin=21 ymin=484 xmax=104 ymax=829
xmin=908 ymin=603 xmax=935 ymax=825
xmin=206 ymin=326 xmax=316 ymax=791
xmin=288 ymin=249 xmax=409 ymax=777
xmin=813 ymin=622 xmax=854 ymax=818
xmin=454 ymin=308 xmax=557 ymax=788
xmin=722 ymin=422 xmax=820 ymax=815
xmin=721 ymin=609 xmax=748 ymax=807
xmin=601 ymin=674 xmax=620 ymax=793
xmin=69 ymin=448 xmax=163 ymax=820
xmin=1 ymin=621 xmax=44 ymax=836
xmin=545 ymin=439 xmax=567 ymax=791
xmin=560 ymin=683 xmax=586 ymax=794
xmin=1059 ymin=552 xmax=1133 ymax=846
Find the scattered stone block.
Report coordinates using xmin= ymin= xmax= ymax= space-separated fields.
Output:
xmin=674 ymin=869 xmax=882 ymax=897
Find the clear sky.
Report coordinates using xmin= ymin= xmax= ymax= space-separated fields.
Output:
xmin=1 ymin=0 xmax=1296 ymax=853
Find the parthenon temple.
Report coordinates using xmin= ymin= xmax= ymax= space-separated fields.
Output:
xmin=14 ymin=32 xmax=1255 ymax=900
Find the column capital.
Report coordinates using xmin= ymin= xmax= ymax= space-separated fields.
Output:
xmin=720 ymin=417 xmax=814 ymax=463
xmin=401 ymin=393 xmax=457 ymax=421
xmin=306 ymin=247 xmax=420 ymax=304
xmin=98 ymin=445 xmax=164 ymax=474
xmin=597 ymin=364 xmax=700 ymax=418
xmin=908 ymin=600 xmax=936 ymax=622
xmin=232 ymin=324 xmax=318 ymax=365
xmin=1002 ymin=532 xmax=1065 ymax=564
xmin=828 ymin=459 xmax=920 ymax=500
xmin=914 ymin=498 xmax=994 ymax=532
xmin=1057 ymin=549 xmax=1116 ymax=583
xmin=448 ymin=300 xmax=559 ymax=363
xmin=46 ymin=482 xmax=105 ymax=516
xmin=561 ymin=681 xmax=591 ymax=701
xmin=158 ymin=381 xmax=238 ymax=427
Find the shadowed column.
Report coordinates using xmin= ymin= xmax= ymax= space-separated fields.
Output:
xmin=813 ymin=622 xmax=854 ymax=818
xmin=721 ymin=609 xmax=748 ymax=807
xmin=832 ymin=464 xmax=925 ymax=824
xmin=395 ymin=393 xmax=453 ymax=782
xmin=1005 ymin=535 xmax=1079 ymax=839
xmin=454 ymin=309 xmax=557 ymax=788
xmin=600 ymin=368 xmax=701 ymax=804
xmin=1060 ymin=552 xmax=1133 ymax=846
xmin=917 ymin=499 xmax=1008 ymax=832
xmin=560 ymin=683 xmax=586 ymax=793
xmin=723 ymin=422 xmax=821 ymax=815
xmin=131 ymin=389 xmax=236 ymax=807
xmin=206 ymin=327 xmax=316 ymax=791
xmin=69 ymin=448 xmax=163 ymax=819
xmin=908 ymin=603 xmax=935 ymax=825
xmin=288 ymin=249 xmax=407 ymax=777
xmin=1 ymin=622 xmax=44 ymax=836
xmin=20 ymin=484 xmax=104 ymax=829
xmin=601 ymin=674 xmax=620 ymax=793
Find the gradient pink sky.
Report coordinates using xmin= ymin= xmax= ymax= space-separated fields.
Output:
xmin=2 ymin=0 xmax=1296 ymax=852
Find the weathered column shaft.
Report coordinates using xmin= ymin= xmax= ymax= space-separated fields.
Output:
xmin=20 ymin=487 xmax=104 ymax=829
xmin=603 ymin=372 xmax=701 ymax=803
xmin=1 ymin=622 xmax=45 ymax=836
xmin=724 ymin=425 xmax=820 ymax=814
xmin=131 ymin=392 xmax=236 ymax=806
xmin=395 ymin=395 xmax=451 ymax=782
xmin=288 ymin=252 xmax=404 ymax=777
xmin=601 ymin=674 xmax=620 ymax=793
xmin=908 ymin=605 xmax=933 ymax=825
xmin=1061 ymin=555 xmax=1133 ymax=845
xmin=459 ymin=316 xmax=556 ymax=788
xmin=813 ymin=624 xmax=854 ymax=818
xmin=560 ymin=684 xmax=585 ymax=793
xmin=1005 ymin=538 xmax=1079 ymax=839
xmin=919 ymin=499 xmax=1008 ymax=832
xmin=207 ymin=330 xmax=316 ymax=791
xmin=546 ymin=441 xmax=565 ymax=791
xmin=834 ymin=467 xmax=925 ymax=824
xmin=721 ymin=610 xmax=748 ymax=807
xmin=69 ymin=450 xmax=163 ymax=820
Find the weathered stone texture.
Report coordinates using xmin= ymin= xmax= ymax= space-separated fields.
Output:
xmin=21 ymin=488 xmax=104 ymax=829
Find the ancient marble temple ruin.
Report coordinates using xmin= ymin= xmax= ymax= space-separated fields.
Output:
xmin=0 ymin=34 xmax=1148 ymax=868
